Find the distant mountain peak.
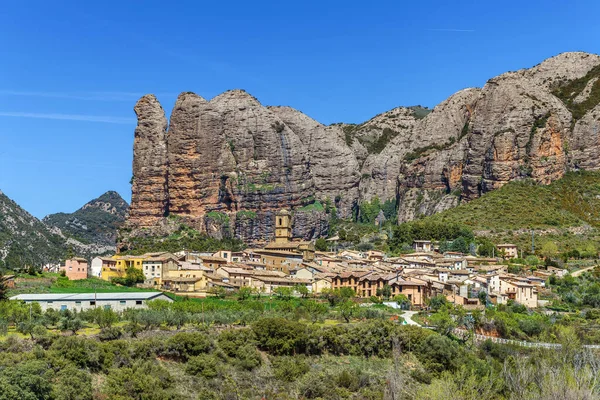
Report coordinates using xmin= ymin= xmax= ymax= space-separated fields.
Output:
xmin=43 ymin=191 xmax=129 ymax=247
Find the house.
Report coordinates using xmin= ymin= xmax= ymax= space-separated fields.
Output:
xmin=213 ymin=250 xmax=243 ymax=263
xmin=412 ymin=240 xmax=432 ymax=252
xmin=101 ymin=255 xmax=146 ymax=281
xmin=448 ymin=270 xmax=471 ymax=282
xmin=499 ymin=278 xmax=538 ymax=307
xmin=90 ymin=257 xmax=103 ymax=278
xmin=388 ymin=276 xmax=428 ymax=307
xmin=142 ymin=253 xmax=179 ymax=286
xmin=331 ymin=271 xmax=371 ymax=294
xmin=366 ymin=250 xmax=385 ymax=261
xmin=312 ymin=274 xmax=333 ymax=294
xmin=252 ymin=276 xmax=312 ymax=294
xmin=497 ymin=244 xmax=518 ymax=259
xmin=162 ymin=275 xmax=207 ymax=292
xmin=254 ymin=249 xmax=305 ymax=273
xmin=10 ymin=292 xmax=172 ymax=312
xmin=60 ymin=258 xmax=88 ymax=280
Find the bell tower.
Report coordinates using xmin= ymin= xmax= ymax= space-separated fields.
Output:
xmin=275 ymin=209 xmax=292 ymax=244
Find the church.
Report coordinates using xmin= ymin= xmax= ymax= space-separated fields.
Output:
xmin=253 ymin=209 xmax=316 ymax=273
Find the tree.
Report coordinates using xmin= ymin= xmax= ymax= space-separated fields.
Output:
xmin=315 ymin=238 xmax=328 ymax=251
xmin=381 ymin=284 xmax=392 ymax=300
xmin=0 ymin=273 xmax=8 ymax=301
xmin=540 ymin=242 xmax=558 ymax=259
xmin=477 ymin=240 xmax=497 ymax=257
xmin=304 ymin=300 xmax=328 ymax=323
xmin=428 ymin=295 xmax=449 ymax=311
xmin=274 ymin=287 xmax=293 ymax=300
xmin=208 ymin=286 xmax=227 ymax=299
xmin=59 ymin=315 xmax=84 ymax=335
xmin=113 ymin=266 xmax=145 ymax=286
xmin=339 ymin=300 xmax=358 ymax=323
xmin=478 ymin=290 xmax=488 ymax=307
xmin=294 ymin=284 xmax=309 ymax=299
xmin=237 ymin=286 xmax=252 ymax=301
xmin=394 ymin=294 xmax=410 ymax=310
xmin=93 ymin=307 xmax=118 ymax=329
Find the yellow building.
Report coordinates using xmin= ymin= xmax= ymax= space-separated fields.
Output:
xmin=100 ymin=255 xmax=146 ymax=281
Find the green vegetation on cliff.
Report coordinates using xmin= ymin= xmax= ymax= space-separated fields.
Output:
xmin=428 ymin=171 xmax=600 ymax=230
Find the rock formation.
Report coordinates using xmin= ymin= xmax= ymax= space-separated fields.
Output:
xmin=128 ymin=95 xmax=169 ymax=227
xmin=124 ymin=51 xmax=600 ymax=243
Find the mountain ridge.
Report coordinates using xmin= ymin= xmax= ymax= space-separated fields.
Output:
xmin=43 ymin=191 xmax=129 ymax=247
xmin=116 ymin=51 xmax=600 ymax=245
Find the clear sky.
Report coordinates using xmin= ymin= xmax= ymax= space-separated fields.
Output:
xmin=1 ymin=0 xmax=599 ymax=218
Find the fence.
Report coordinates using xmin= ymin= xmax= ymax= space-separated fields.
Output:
xmin=453 ymin=329 xmax=600 ymax=349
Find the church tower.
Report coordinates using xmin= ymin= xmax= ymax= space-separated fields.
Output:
xmin=275 ymin=209 xmax=292 ymax=244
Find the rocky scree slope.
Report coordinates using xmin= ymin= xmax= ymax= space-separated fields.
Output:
xmin=124 ymin=52 xmax=600 ymax=244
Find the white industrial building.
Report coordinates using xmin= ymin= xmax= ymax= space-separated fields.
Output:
xmin=9 ymin=292 xmax=172 ymax=312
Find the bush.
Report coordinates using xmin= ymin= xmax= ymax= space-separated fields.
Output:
xmin=98 ymin=327 xmax=123 ymax=341
xmin=272 ymin=356 xmax=310 ymax=382
xmin=165 ymin=332 xmax=212 ymax=360
xmin=416 ymin=334 xmax=461 ymax=374
xmin=49 ymin=336 xmax=104 ymax=371
xmin=252 ymin=318 xmax=307 ymax=355
xmin=185 ymin=354 xmax=220 ymax=378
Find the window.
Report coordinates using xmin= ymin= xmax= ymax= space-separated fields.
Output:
xmin=136 ymin=300 xmax=142 ymax=305
xmin=61 ymin=305 xmax=67 ymax=311
xmin=75 ymin=301 xmax=81 ymax=305
xmin=90 ymin=301 xmax=96 ymax=306
xmin=104 ymin=305 xmax=111 ymax=310
xmin=47 ymin=301 xmax=53 ymax=304
xmin=119 ymin=301 xmax=126 ymax=305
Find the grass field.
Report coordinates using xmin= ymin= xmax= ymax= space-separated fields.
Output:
xmin=8 ymin=273 xmax=154 ymax=296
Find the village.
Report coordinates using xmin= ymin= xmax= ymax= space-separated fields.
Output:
xmin=30 ymin=209 xmax=566 ymax=311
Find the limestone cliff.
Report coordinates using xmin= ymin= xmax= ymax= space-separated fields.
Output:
xmin=124 ymin=51 xmax=600 ymax=243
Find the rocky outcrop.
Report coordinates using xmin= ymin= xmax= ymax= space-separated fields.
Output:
xmin=124 ymin=52 xmax=600 ymax=242
xmin=269 ymin=106 xmax=360 ymax=217
xmin=127 ymin=95 xmax=169 ymax=227
xmin=126 ymin=90 xmax=359 ymax=244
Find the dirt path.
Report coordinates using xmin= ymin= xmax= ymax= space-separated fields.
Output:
xmin=401 ymin=311 xmax=421 ymax=326
xmin=572 ymin=265 xmax=596 ymax=277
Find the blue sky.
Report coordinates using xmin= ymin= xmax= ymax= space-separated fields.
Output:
xmin=1 ymin=0 xmax=599 ymax=218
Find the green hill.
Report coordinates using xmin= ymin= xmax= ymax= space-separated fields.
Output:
xmin=43 ymin=191 xmax=129 ymax=246
xmin=428 ymin=171 xmax=600 ymax=231
xmin=0 ymin=190 xmax=68 ymax=269
xmin=413 ymin=171 xmax=600 ymax=257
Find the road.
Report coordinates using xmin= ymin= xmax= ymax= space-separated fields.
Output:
xmin=572 ymin=265 xmax=597 ymax=277
xmin=402 ymin=311 xmax=421 ymax=326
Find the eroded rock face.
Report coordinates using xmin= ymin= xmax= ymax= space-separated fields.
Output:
xmin=127 ymin=95 xmax=168 ymax=227
xmin=125 ymin=52 xmax=600 ymax=242
xmin=269 ymin=106 xmax=360 ymax=217
xmin=126 ymin=90 xmax=357 ymax=244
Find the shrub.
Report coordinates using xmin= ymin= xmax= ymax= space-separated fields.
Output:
xmin=252 ymin=318 xmax=307 ymax=355
xmin=165 ymin=332 xmax=212 ymax=360
xmin=272 ymin=356 xmax=310 ymax=382
xmin=185 ymin=354 xmax=220 ymax=378
xmin=98 ymin=327 xmax=123 ymax=342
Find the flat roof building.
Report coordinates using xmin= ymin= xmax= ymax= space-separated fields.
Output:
xmin=9 ymin=292 xmax=172 ymax=312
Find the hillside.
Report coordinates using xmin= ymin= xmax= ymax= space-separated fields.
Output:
xmin=0 ymin=190 xmax=67 ymax=269
xmin=123 ymin=52 xmax=600 ymax=244
xmin=426 ymin=171 xmax=600 ymax=231
xmin=413 ymin=171 xmax=600 ymax=256
xmin=44 ymin=191 xmax=129 ymax=246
